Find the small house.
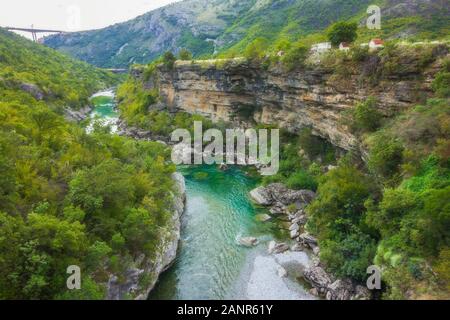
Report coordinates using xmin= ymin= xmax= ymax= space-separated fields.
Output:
xmin=369 ymin=38 xmax=384 ymax=49
xmin=311 ymin=42 xmax=332 ymax=54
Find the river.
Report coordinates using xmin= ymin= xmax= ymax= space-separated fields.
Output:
xmin=90 ymin=90 xmax=315 ymax=300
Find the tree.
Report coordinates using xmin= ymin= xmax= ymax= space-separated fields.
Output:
xmin=244 ymin=38 xmax=269 ymax=62
xmin=327 ymin=21 xmax=358 ymax=47
xmin=178 ymin=48 xmax=193 ymax=61
xmin=162 ymin=51 xmax=176 ymax=69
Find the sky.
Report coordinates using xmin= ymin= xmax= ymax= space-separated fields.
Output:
xmin=0 ymin=0 xmax=181 ymax=38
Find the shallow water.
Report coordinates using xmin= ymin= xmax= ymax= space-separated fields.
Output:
xmin=87 ymin=89 xmax=119 ymax=133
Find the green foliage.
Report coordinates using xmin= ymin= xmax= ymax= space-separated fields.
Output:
xmin=327 ymin=21 xmax=358 ymax=47
xmin=368 ymin=133 xmax=404 ymax=180
xmin=163 ymin=51 xmax=176 ymax=70
xmin=298 ymin=128 xmax=335 ymax=161
xmin=281 ymin=43 xmax=309 ymax=71
xmin=432 ymin=71 xmax=450 ymax=98
xmin=307 ymin=164 xmax=377 ymax=280
xmin=0 ymin=30 xmax=176 ymax=299
xmin=244 ymin=38 xmax=269 ymax=62
xmin=286 ymin=170 xmax=317 ymax=191
xmin=117 ymin=65 xmax=214 ymax=136
xmin=0 ymin=29 xmax=119 ymax=110
xmin=349 ymin=97 xmax=383 ymax=133
xmin=178 ymin=48 xmax=193 ymax=61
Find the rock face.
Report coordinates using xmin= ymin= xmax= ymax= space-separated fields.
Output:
xmin=106 ymin=172 xmax=186 ymax=300
xmin=19 ymin=83 xmax=44 ymax=100
xmin=64 ymin=106 xmax=92 ymax=122
xmin=140 ymin=57 xmax=441 ymax=152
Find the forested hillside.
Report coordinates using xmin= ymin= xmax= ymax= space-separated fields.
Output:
xmin=43 ymin=0 xmax=450 ymax=67
xmin=0 ymin=30 xmax=177 ymax=299
xmin=0 ymin=28 xmax=118 ymax=110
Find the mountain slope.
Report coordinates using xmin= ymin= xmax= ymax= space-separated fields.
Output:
xmin=0 ymin=28 xmax=118 ymax=109
xmin=43 ymin=0 xmax=450 ymax=68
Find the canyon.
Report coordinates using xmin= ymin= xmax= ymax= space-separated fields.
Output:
xmin=135 ymin=48 xmax=445 ymax=153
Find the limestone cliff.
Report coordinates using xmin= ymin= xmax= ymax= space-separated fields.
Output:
xmin=135 ymin=46 xmax=446 ymax=152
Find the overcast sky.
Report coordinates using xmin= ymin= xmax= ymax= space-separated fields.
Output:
xmin=1 ymin=0 xmax=181 ymax=37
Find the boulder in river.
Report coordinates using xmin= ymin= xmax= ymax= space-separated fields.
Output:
xmin=249 ymin=183 xmax=316 ymax=211
xmin=268 ymin=241 xmax=289 ymax=254
xmin=250 ymin=186 xmax=273 ymax=206
xmin=238 ymin=236 xmax=259 ymax=247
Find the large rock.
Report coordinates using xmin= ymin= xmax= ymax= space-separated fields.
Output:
xmin=250 ymin=183 xmax=316 ymax=208
xmin=64 ymin=105 xmax=92 ymax=122
xmin=299 ymin=232 xmax=318 ymax=247
xmin=326 ymin=279 xmax=354 ymax=300
xmin=352 ymin=285 xmax=372 ymax=300
xmin=250 ymin=186 xmax=273 ymax=206
xmin=303 ymin=266 xmax=333 ymax=294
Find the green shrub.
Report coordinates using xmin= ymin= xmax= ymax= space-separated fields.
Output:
xmin=162 ymin=51 xmax=176 ymax=69
xmin=244 ymin=38 xmax=269 ymax=62
xmin=432 ymin=71 xmax=450 ymax=98
xmin=368 ymin=134 xmax=404 ymax=179
xmin=351 ymin=97 xmax=383 ymax=133
xmin=281 ymin=43 xmax=309 ymax=71
xmin=178 ymin=48 xmax=193 ymax=61
xmin=286 ymin=170 xmax=318 ymax=191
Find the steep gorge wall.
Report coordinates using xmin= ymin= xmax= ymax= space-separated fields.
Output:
xmin=140 ymin=54 xmax=443 ymax=151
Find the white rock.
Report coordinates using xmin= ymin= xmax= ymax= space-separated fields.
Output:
xmin=277 ymin=266 xmax=287 ymax=278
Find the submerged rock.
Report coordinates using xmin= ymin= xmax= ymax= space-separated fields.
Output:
xmin=238 ymin=237 xmax=259 ymax=247
xmin=255 ymin=214 xmax=272 ymax=222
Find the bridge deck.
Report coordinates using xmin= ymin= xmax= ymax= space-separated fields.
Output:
xmin=5 ymin=27 xmax=65 ymax=33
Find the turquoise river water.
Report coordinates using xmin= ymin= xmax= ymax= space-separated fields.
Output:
xmin=90 ymin=91 xmax=314 ymax=300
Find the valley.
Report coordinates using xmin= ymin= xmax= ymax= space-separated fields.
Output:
xmin=0 ymin=0 xmax=449 ymax=301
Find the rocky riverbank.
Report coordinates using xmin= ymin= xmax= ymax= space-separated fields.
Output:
xmin=250 ymin=183 xmax=371 ymax=300
xmin=106 ymin=172 xmax=186 ymax=300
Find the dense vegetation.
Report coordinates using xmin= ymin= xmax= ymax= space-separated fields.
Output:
xmin=0 ymin=30 xmax=177 ymax=299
